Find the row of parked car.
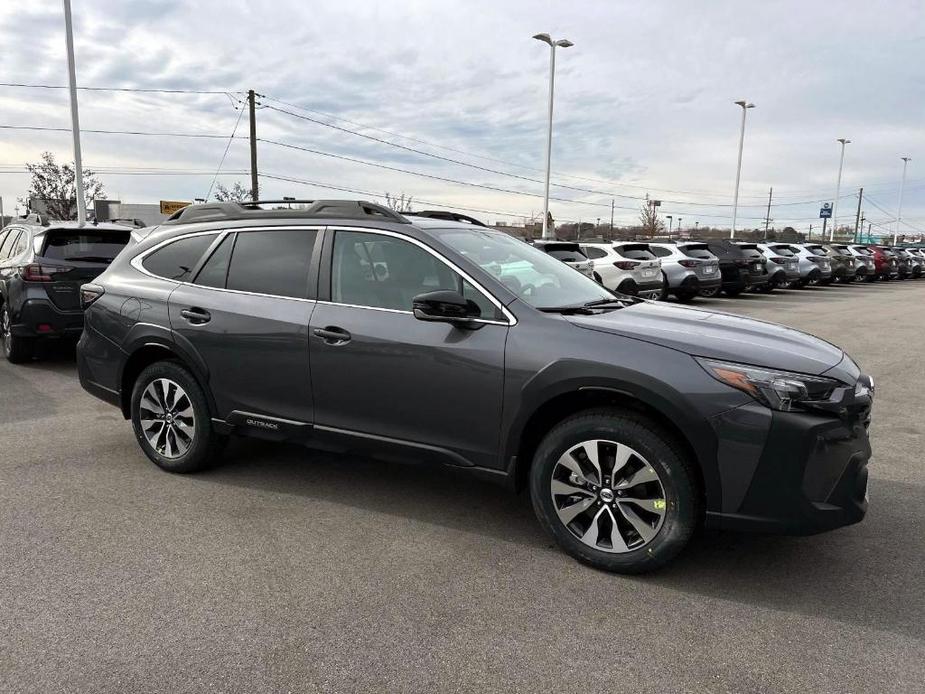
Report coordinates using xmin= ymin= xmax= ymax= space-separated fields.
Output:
xmin=532 ymin=238 xmax=925 ymax=302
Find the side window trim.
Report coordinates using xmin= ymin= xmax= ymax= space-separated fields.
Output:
xmin=321 ymin=226 xmax=515 ymax=326
xmin=131 ymin=225 xmax=324 ymax=303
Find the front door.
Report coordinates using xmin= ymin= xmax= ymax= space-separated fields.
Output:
xmin=309 ymin=228 xmax=509 ymax=470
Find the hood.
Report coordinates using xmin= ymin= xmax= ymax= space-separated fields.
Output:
xmin=566 ymin=302 xmax=845 ymax=376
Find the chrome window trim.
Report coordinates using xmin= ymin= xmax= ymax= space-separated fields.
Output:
xmin=130 ymin=225 xmax=324 ymax=303
xmin=327 ymin=226 xmax=517 ymax=326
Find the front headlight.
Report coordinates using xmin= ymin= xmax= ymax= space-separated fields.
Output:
xmin=695 ymin=357 xmax=840 ymax=411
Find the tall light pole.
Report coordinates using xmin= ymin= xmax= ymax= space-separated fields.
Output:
xmin=533 ymin=33 xmax=573 ymax=239
xmin=731 ymin=100 xmax=755 ymax=239
xmin=894 ymin=156 xmax=911 ymax=244
xmin=831 ymin=137 xmax=850 ymax=240
xmin=667 ymin=215 xmax=673 ymax=236
xmin=63 ymin=0 xmax=86 ymax=226
xmin=677 ymin=217 xmax=682 ymax=237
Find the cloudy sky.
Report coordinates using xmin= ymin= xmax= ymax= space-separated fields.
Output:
xmin=1 ymin=0 xmax=923 ymax=235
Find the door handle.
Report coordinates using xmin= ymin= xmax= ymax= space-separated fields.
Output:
xmin=313 ymin=326 xmax=351 ymax=344
xmin=180 ymin=307 xmax=211 ymax=325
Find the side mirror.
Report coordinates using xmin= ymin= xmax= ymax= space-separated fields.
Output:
xmin=412 ymin=290 xmax=480 ymax=326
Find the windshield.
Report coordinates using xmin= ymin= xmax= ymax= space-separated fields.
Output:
xmin=438 ymin=229 xmax=613 ymax=308
xmin=40 ymin=228 xmax=131 ymax=262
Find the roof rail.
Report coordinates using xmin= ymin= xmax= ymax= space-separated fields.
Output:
xmin=18 ymin=213 xmax=49 ymax=226
xmin=164 ymin=199 xmax=410 ymax=225
xmin=406 ymin=210 xmax=488 ymax=227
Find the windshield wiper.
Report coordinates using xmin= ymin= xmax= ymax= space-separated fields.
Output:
xmin=538 ymin=297 xmax=632 ymax=314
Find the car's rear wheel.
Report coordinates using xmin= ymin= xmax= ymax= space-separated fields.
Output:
xmin=1 ymin=303 xmax=34 ymax=364
xmin=131 ymin=361 xmax=226 ymax=473
xmin=658 ymin=273 xmax=670 ymax=301
xmin=529 ymin=409 xmax=701 ymax=574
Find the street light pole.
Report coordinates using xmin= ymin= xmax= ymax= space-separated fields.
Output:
xmin=894 ymin=156 xmax=911 ymax=244
xmin=831 ymin=138 xmax=851 ymax=241
xmin=63 ymin=0 xmax=86 ymax=226
xmin=731 ymin=100 xmax=755 ymax=239
xmin=677 ymin=217 xmax=682 ymax=237
xmin=533 ymin=33 xmax=573 ymax=240
xmin=667 ymin=215 xmax=673 ymax=236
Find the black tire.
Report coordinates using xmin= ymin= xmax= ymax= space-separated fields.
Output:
xmin=674 ymin=291 xmax=697 ymax=303
xmin=658 ymin=273 xmax=669 ymax=302
xmin=1 ymin=302 xmax=34 ymax=364
xmin=529 ymin=408 xmax=701 ymax=574
xmin=131 ymin=361 xmax=227 ymax=473
xmin=616 ymin=280 xmax=638 ymax=297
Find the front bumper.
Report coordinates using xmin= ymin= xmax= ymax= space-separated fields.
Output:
xmin=10 ymin=299 xmax=85 ymax=338
xmin=705 ymin=393 xmax=871 ymax=535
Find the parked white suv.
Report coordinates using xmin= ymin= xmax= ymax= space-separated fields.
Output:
xmin=580 ymin=242 xmax=663 ymax=298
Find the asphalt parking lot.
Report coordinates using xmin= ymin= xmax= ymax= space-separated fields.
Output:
xmin=1 ymin=280 xmax=923 ymax=693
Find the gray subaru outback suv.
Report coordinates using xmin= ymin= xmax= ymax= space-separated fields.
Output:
xmin=77 ymin=200 xmax=874 ymax=573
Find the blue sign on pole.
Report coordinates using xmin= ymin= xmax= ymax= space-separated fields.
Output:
xmin=819 ymin=202 xmax=833 ymax=219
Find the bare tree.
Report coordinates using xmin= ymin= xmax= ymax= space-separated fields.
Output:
xmin=384 ymin=192 xmax=414 ymax=212
xmin=213 ymin=182 xmax=254 ymax=202
xmin=639 ymin=202 xmax=664 ymax=236
xmin=22 ymin=151 xmax=105 ymax=220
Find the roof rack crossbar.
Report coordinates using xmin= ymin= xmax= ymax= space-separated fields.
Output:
xmin=406 ymin=210 xmax=488 ymax=227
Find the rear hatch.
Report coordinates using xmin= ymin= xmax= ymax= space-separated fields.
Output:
xmin=803 ymin=244 xmax=833 ymax=273
xmin=736 ymin=243 xmax=769 ymax=277
xmin=765 ymin=244 xmax=800 ymax=273
xmin=540 ymin=242 xmax=594 ymax=276
xmin=679 ymin=243 xmax=720 ymax=279
xmin=613 ymin=243 xmax=660 ymax=280
xmin=32 ymin=227 xmax=131 ymax=310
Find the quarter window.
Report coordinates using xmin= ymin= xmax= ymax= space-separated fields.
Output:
xmin=225 ymin=229 xmax=317 ymax=299
xmin=8 ymin=231 xmax=28 ymax=258
xmin=0 ymin=230 xmax=22 ymax=260
xmin=331 ymin=230 xmax=499 ymax=318
xmin=143 ymin=234 xmax=218 ymax=282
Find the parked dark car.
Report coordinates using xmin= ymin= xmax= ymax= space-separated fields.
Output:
xmin=819 ymin=244 xmax=857 ymax=283
xmin=701 ymin=239 xmax=770 ymax=296
xmin=77 ymin=200 xmax=874 ymax=574
xmin=0 ymin=217 xmax=132 ymax=363
xmin=889 ymin=247 xmax=915 ymax=279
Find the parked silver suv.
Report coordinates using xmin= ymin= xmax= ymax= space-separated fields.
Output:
xmin=847 ymin=245 xmax=877 ymax=281
xmin=788 ymin=244 xmax=833 ymax=287
xmin=756 ymin=243 xmax=800 ymax=289
xmin=648 ymin=242 xmax=721 ymax=302
xmin=580 ymin=242 xmax=662 ymax=298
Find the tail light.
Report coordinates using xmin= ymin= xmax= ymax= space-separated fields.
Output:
xmin=20 ymin=264 xmax=71 ymax=282
xmin=678 ymin=259 xmax=699 ymax=268
xmin=80 ymin=283 xmax=105 ymax=309
xmin=613 ymin=260 xmax=640 ymax=270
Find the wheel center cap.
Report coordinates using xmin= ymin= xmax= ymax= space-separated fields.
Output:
xmin=599 ymin=488 xmax=615 ymax=503
xmin=165 ymin=414 xmax=174 ymax=424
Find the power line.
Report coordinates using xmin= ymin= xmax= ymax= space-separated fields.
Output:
xmin=0 ymin=124 xmax=235 ymax=138
xmin=206 ymin=105 xmax=246 ymax=200
xmin=0 ymin=82 xmax=238 ymax=95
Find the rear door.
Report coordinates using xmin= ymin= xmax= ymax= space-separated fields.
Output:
xmin=160 ymin=227 xmax=320 ymax=427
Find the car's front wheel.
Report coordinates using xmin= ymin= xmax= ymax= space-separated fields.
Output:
xmin=131 ymin=361 xmax=227 ymax=473
xmin=529 ymin=409 xmax=701 ymax=574
xmin=1 ymin=303 xmax=34 ymax=364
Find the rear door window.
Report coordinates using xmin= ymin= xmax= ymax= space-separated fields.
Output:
xmin=225 ymin=229 xmax=317 ymax=299
xmin=143 ymin=234 xmax=219 ymax=282
xmin=41 ymin=229 xmax=131 ymax=262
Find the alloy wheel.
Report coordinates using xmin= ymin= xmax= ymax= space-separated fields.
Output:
xmin=139 ymin=378 xmax=196 ymax=459
xmin=550 ymin=439 xmax=667 ymax=553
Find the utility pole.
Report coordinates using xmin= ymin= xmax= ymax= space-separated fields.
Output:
xmin=857 ymin=212 xmax=865 ymax=244
xmin=853 ymin=187 xmax=863 ymax=243
xmin=764 ymin=186 xmax=773 ymax=237
xmin=821 ymin=217 xmax=827 ymax=241
xmin=248 ymin=89 xmax=259 ymax=202
xmin=63 ymin=0 xmax=86 ymax=226
xmin=895 ymin=156 xmax=911 ymax=244
xmin=809 ymin=224 xmax=813 ymax=240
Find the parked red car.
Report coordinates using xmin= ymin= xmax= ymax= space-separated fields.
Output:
xmin=868 ymin=245 xmax=899 ymax=280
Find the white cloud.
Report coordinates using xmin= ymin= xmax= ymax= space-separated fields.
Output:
xmin=1 ymin=0 xmax=922 ymax=232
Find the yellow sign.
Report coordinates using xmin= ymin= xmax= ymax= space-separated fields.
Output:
xmin=160 ymin=200 xmax=192 ymax=215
